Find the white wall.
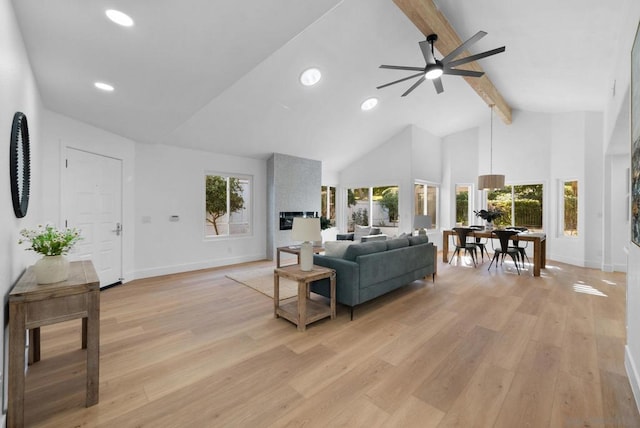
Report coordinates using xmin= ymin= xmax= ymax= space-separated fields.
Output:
xmin=134 ymin=143 xmax=267 ymax=279
xmin=339 ymin=125 xmax=413 ymax=233
xmin=1 ymin=0 xmax=43 ymax=421
xmin=614 ymin=3 xmax=640 ymax=413
xmin=442 ymin=127 xmax=480 ymax=229
xmin=40 ymin=110 xmax=137 ymax=281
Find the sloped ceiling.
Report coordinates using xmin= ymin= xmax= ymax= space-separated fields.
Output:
xmin=10 ymin=0 xmax=634 ymax=173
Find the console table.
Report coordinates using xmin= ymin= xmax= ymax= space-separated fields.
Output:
xmin=8 ymin=260 xmax=100 ymax=428
xmin=274 ymin=265 xmax=335 ymax=331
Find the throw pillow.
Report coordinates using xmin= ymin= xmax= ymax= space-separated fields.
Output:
xmin=353 ymin=225 xmax=371 ymax=241
xmin=324 ymin=241 xmax=352 ymax=258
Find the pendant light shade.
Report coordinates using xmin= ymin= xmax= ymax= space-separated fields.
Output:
xmin=477 ymin=174 xmax=505 ymax=189
xmin=478 ymin=105 xmax=505 ymax=190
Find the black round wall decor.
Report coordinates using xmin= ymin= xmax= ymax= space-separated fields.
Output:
xmin=9 ymin=111 xmax=31 ymax=218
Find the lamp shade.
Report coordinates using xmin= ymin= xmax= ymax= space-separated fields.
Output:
xmin=292 ymin=217 xmax=321 ymax=242
xmin=414 ymin=215 xmax=432 ymax=230
xmin=477 ymin=174 xmax=505 ymax=190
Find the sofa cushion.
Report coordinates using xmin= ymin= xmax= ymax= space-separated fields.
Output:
xmin=408 ymin=235 xmax=429 ymax=246
xmin=353 ymin=225 xmax=371 ymax=241
xmin=386 ymin=237 xmax=409 ymax=250
xmin=343 ymin=241 xmax=387 ymax=262
xmin=324 ymin=241 xmax=352 ymax=258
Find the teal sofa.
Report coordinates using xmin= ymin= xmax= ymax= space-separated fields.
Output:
xmin=311 ymin=235 xmax=435 ymax=319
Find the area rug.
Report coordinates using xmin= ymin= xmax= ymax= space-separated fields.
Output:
xmin=226 ymin=267 xmax=298 ymax=300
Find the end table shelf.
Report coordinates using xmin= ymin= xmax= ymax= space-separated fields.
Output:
xmin=273 ymin=265 xmax=335 ymax=331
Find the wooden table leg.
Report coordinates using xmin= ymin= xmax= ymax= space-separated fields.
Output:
xmin=533 ymin=239 xmax=541 ymax=277
xmin=297 ymin=280 xmax=306 ymax=332
xmin=86 ymin=290 xmax=100 ymax=407
xmin=273 ymin=272 xmax=280 ymax=317
xmin=442 ymin=233 xmax=450 ymax=263
xmin=9 ymin=302 xmax=26 ymax=428
xmin=330 ymin=272 xmax=336 ymax=319
xmin=541 ymin=238 xmax=546 ymax=268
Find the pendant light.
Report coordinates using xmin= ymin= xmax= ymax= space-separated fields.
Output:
xmin=477 ymin=104 xmax=505 ymax=190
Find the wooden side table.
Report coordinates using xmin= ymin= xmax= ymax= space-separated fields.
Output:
xmin=273 ymin=265 xmax=335 ymax=331
xmin=8 ymin=260 xmax=100 ymax=428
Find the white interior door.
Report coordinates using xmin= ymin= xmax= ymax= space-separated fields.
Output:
xmin=64 ymin=148 xmax=123 ymax=287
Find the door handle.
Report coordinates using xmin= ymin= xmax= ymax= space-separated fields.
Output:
xmin=112 ymin=222 xmax=122 ymax=236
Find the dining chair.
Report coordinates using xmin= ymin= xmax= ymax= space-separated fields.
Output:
xmin=506 ymin=227 xmax=530 ymax=268
xmin=450 ymin=227 xmax=478 ymax=267
xmin=469 ymin=225 xmax=490 ymax=261
xmin=488 ymin=229 xmax=521 ymax=274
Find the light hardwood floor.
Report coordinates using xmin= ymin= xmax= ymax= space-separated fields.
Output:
xmin=24 ymin=255 xmax=640 ymax=427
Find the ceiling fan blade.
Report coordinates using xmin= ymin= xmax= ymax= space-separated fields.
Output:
xmin=433 ymin=77 xmax=444 ymax=94
xmin=380 ymin=65 xmax=425 ymax=72
xmin=445 ymin=46 xmax=506 ymax=68
xmin=401 ymin=76 xmax=426 ymax=97
xmin=376 ymin=72 xmax=424 ymax=90
xmin=419 ymin=40 xmax=436 ymax=64
xmin=443 ymin=68 xmax=485 ymax=78
xmin=441 ymin=30 xmax=487 ymax=63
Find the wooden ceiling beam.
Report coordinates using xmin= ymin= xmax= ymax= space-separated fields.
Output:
xmin=392 ymin=0 xmax=512 ymax=124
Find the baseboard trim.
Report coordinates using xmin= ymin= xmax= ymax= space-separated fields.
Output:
xmin=625 ymin=345 xmax=640 ymax=414
xmin=131 ymin=254 xmax=265 ymax=280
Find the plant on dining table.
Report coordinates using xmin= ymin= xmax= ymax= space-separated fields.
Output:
xmin=474 ymin=209 xmax=502 ymax=223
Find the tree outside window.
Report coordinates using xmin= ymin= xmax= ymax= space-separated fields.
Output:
xmin=487 ymin=184 xmax=543 ymax=231
xmin=456 ymin=185 xmax=471 ymax=226
xmin=205 ymin=174 xmax=251 ymax=237
xmin=375 ymin=186 xmax=399 ymax=227
xmin=321 ymin=186 xmax=336 ymax=227
xmin=347 ymin=187 xmax=370 ymax=231
xmin=563 ymin=180 xmax=578 ymax=236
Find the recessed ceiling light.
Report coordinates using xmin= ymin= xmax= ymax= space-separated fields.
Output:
xmin=361 ymin=97 xmax=378 ymax=111
xmin=106 ymin=9 xmax=134 ymax=27
xmin=94 ymin=82 xmax=114 ymax=92
xmin=300 ymin=68 xmax=321 ymax=86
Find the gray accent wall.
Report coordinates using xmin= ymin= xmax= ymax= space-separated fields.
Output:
xmin=267 ymin=153 xmax=321 ymax=260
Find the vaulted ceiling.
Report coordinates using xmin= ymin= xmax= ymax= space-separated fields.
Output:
xmin=11 ymin=0 xmax=633 ymax=173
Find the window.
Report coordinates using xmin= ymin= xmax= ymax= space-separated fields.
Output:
xmin=346 ymin=185 xmax=399 ymax=232
xmin=562 ymin=180 xmax=578 ymax=236
xmin=486 ymin=184 xmax=543 ymax=231
xmin=347 ymin=187 xmax=370 ymax=231
xmin=373 ymin=186 xmax=399 ymax=227
xmin=205 ymin=174 xmax=251 ymax=237
xmin=455 ymin=184 xmax=472 ymax=226
xmin=415 ymin=182 xmax=438 ymax=229
xmin=321 ymin=186 xmax=336 ymax=226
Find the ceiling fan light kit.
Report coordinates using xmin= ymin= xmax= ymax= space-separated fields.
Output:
xmin=377 ymin=31 xmax=505 ymax=95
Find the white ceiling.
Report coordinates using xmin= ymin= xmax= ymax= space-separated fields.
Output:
xmin=11 ymin=0 xmax=634 ymax=173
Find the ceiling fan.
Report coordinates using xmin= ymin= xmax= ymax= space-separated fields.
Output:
xmin=377 ymin=31 xmax=505 ymax=96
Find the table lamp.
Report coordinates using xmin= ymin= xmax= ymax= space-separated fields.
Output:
xmin=414 ymin=215 xmax=432 ymax=236
xmin=292 ymin=217 xmax=322 ymax=271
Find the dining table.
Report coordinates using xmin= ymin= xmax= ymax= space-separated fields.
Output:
xmin=442 ymin=229 xmax=547 ymax=276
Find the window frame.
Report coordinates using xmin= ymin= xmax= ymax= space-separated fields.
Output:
xmin=414 ymin=180 xmax=439 ymax=230
xmin=203 ymin=172 xmax=253 ymax=239
xmin=559 ymin=179 xmax=579 ymax=238
xmin=455 ymin=183 xmax=474 ymax=226
xmin=484 ymin=182 xmax=544 ymax=231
